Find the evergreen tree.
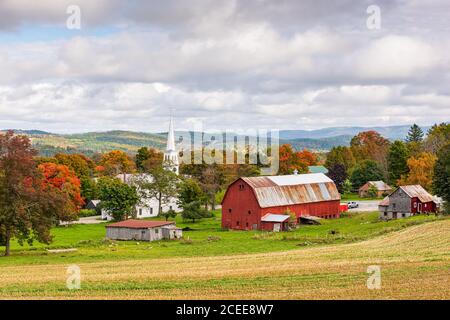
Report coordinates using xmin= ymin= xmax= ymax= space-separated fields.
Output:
xmin=406 ymin=124 xmax=424 ymax=143
xmin=387 ymin=140 xmax=410 ymax=185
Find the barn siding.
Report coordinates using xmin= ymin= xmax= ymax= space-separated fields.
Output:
xmin=222 ymin=178 xmax=341 ymax=231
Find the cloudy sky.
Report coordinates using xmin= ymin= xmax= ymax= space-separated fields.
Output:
xmin=0 ymin=0 xmax=449 ymax=133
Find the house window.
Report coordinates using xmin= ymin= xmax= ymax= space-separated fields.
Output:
xmin=169 ymin=206 xmax=173 ymax=210
xmin=139 ymin=208 xmax=143 ymax=216
xmin=393 ymin=203 xmax=396 ymax=209
xmin=155 ymin=228 xmax=159 ymax=234
xmin=384 ymin=212 xmax=387 ymax=217
xmin=150 ymin=208 xmax=153 ymax=214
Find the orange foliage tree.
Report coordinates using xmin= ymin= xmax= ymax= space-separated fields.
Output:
xmin=99 ymin=150 xmax=136 ymax=177
xmin=38 ymin=163 xmax=84 ymax=221
xmin=397 ymin=152 xmax=437 ymax=191
xmin=350 ymin=130 xmax=390 ymax=176
xmin=278 ymin=144 xmax=317 ymax=175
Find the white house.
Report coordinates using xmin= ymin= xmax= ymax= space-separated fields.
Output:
xmin=101 ymin=117 xmax=182 ymax=221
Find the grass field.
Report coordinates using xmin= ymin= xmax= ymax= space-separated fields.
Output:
xmin=0 ymin=212 xmax=449 ymax=299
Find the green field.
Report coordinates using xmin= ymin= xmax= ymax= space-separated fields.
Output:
xmin=1 ymin=211 xmax=443 ymax=267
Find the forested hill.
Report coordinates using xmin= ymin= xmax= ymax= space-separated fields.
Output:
xmin=1 ymin=125 xmax=430 ymax=156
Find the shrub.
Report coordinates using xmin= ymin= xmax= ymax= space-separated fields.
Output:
xmin=78 ymin=209 xmax=98 ymax=217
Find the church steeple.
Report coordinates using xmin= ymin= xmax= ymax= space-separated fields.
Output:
xmin=163 ymin=116 xmax=179 ymax=175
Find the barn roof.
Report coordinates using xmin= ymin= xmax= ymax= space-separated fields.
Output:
xmin=366 ymin=181 xmax=392 ymax=191
xmin=399 ymin=185 xmax=435 ymax=203
xmin=379 ymin=185 xmax=436 ymax=206
xmin=241 ymin=173 xmax=340 ymax=208
xmin=106 ymin=220 xmax=175 ymax=229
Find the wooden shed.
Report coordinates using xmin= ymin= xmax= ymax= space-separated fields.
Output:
xmin=378 ymin=185 xmax=437 ymax=220
xmin=221 ymin=173 xmax=341 ymax=231
xmin=106 ymin=220 xmax=182 ymax=241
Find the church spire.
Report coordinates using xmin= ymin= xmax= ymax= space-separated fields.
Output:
xmin=166 ymin=116 xmax=176 ymax=152
xmin=163 ymin=115 xmax=179 ymax=175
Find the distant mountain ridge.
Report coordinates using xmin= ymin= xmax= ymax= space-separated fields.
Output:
xmin=0 ymin=124 xmax=432 ymax=156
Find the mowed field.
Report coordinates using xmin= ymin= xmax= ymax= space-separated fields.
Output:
xmin=0 ymin=212 xmax=449 ymax=299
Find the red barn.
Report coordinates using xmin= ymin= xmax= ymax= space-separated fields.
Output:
xmin=378 ymin=185 xmax=438 ymax=220
xmin=221 ymin=173 xmax=341 ymax=231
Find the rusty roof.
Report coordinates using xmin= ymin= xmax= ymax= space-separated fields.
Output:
xmin=242 ymin=173 xmax=340 ymax=208
xmin=106 ymin=220 xmax=175 ymax=229
xmin=399 ymin=185 xmax=436 ymax=203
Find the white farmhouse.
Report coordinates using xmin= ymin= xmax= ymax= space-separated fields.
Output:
xmin=101 ymin=117 xmax=182 ymax=221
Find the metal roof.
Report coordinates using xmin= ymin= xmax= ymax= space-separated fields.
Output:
xmin=106 ymin=220 xmax=175 ymax=229
xmin=261 ymin=214 xmax=290 ymax=222
xmin=399 ymin=185 xmax=435 ymax=203
xmin=367 ymin=181 xmax=392 ymax=191
xmin=242 ymin=173 xmax=340 ymax=208
xmin=308 ymin=166 xmax=329 ymax=174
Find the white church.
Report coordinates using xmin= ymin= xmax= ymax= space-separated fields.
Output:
xmin=101 ymin=117 xmax=182 ymax=221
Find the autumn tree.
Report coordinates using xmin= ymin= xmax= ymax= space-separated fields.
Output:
xmin=100 ymin=150 xmax=135 ymax=177
xmin=433 ymin=143 xmax=450 ymax=214
xmin=97 ymin=177 xmax=139 ymax=221
xmin=0 ymin=132 xmax=76 ymax=256
xmin=398 ymin=152 xmax=437 ymax=191
xmin=387 ymin=140 xmax=410 ymax=186
xmin=350 ymin=160 xmax=383 ymax=189
xmin=136 ymin=166 xmax=179 ymax=215
xmin=350 ymin=131 xmax=390 ymax=176
xmin=278 ymin=144 xmax=309 ymax=175
xmin=424 ymin=123 xmax=450 ymax=154
xmin=38 ymin=163 xmax=84 ymax=222
xmin=135 ymin=147 xmax=163 ymax=172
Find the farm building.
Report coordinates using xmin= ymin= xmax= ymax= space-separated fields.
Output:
xmin=378 ymin=185 xmax=438 ymax=220
xmin=106 ymin=220 xmax=182 ymax=241
xmin=221 ymin=173 xmax=341 ymax=231
xmin=85 ymin=200 xmax=101 ymax=214
xmin=358 ymin=181 xmax=392 ymax=198
xmin=308 ymin=165 xmax=328 ymax=174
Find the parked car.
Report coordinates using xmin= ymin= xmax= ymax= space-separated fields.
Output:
xmin=347 ymin=201 xmax=359 ymax=209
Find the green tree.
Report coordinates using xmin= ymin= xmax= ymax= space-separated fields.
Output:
xmin=433 ymin=143 xmax=450 ymax=214
xmin=178 ymin=178 xmax=205 ymax=209
xmin=367 ymin=184 xmax=378 ymax=199
xmin=97 ymin=177 xmax=139 ymax=221
xmin=350 ymin=160 xmax=383 ymax=189
xmin=387 ymin=140 xmax=410 ymax=186
xmin=181 ymin=201 xmax=210 ymax=223
xmin=406 ymin=124 xmax=424 ymax=143
xmin=325 ymin=146 xmax=356 ymax=172
xmin=159 ymin=209 xmax=177 ymax=221
xmin=136 ymin=166 xmax=179 ymax=215
xmin=343 ymin=179 xmax=353 ymax=194
xmin=135 ymin=147 xmax=151 ymax=172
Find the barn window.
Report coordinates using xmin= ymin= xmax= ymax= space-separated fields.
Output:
xmin=384 ymin=212 xmax=387 ymax=217
xmin=402 ymin=213 xmax=406 ymax=217
xmin=248 ymin=210 xmax=251 ymax=215
xmin=155 ymin=228 xmax=159 ymax=234
xmin=236 ymin=221 xmax=240 ymax=226
xmin=414 ymin=202 xmax=417 ymax=208
xmin=239 ymin=184 xmax=244 ymax=190
xmin=228 ymin=208 xmax=232 ymax=213
xmin=246 ymin=222 xmax=249 ymax=227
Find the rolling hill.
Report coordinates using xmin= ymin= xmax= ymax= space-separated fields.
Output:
xmin=1 ymin=124 xmax=431 ymax=156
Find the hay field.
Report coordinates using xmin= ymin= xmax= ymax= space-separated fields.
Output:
xmin=1 ymin=220 xmax=449 ymax=300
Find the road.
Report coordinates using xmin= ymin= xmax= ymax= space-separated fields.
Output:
xmin=346 ymin=200 xmax=380 ymax=212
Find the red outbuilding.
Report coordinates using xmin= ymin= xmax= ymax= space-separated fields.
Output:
xmin=221 ymin=173 xmax=341 ymax=231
